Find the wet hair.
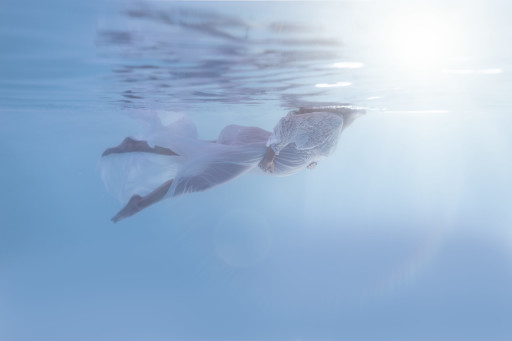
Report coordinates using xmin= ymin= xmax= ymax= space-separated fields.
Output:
xmin=291 ymin=106 xmax=360 ymax=116
xmin=289 ymin=106 xmax=366 ymax=130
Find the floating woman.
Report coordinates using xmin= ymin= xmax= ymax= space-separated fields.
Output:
xmin=100 ymin=106 xmax=365 ymax=222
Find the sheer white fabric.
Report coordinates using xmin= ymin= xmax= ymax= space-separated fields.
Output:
xmin=268 ymin=111 xmax=344 ymax=176
xmin=100 ymin=116 xmax=269 ymax=202
xmin=100 ymin=110 xmax=351 ymax=203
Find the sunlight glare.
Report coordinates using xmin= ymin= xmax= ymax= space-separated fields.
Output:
xmin=443 ymin=68 xmax=503 ymax=75
xmin=315 ymin=82 xmax=351 ymax=88
xmin=332 ymin=62 xmax=364 ymax=69
xmin=383 ymin=9 xmax=461 ymax=73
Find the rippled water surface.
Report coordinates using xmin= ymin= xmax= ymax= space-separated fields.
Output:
xmin=1 ymin=1 xmax=512 ymax=340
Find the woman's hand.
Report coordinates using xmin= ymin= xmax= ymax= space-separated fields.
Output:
xmin=307 ymin=161 xmax=317 ymax=170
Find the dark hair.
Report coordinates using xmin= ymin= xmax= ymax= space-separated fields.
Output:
xmin=292 ymin=106 xmax=357 ymax=115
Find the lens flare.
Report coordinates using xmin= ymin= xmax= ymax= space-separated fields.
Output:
xmin=382 ymin=9 xmax=462 ymax=73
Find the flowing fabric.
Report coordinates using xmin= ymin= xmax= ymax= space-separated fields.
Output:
xmin=100 ymin=108 xmax=361 ymax=204
xmin=100 ymin=116 xmax=269 ymax=202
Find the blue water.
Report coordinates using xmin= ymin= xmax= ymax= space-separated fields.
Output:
xmin=2 ymin=1 xmax=512 ymax=340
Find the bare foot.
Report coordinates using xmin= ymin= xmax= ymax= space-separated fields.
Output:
xmin=111 ymin=194 xmax=142 ymax=223
xmin=102 ymin=137 xmax=178 ymax=157
xmin=110 ymin=180 xmax=173 ymax=223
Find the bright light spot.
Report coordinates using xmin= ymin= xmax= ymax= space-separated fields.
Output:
xmin=443 ymin=68 xmax=503 ymax=75
xmin=383 ymin=110 xmax=450 ymax=115
xmin=315 ymin=82 xmax=351 ymax=88
xmin=383 ymin=9 xmax=462 ymax=72
xmin=443 ymin=69 xmax=474 ymax=75
xmin=367 ymin=96 xmax=382 ymax=100
xmin=478 ymin=68 xmax=503 ymax=74
xmin=332 ymin=62 xmax=364 ymax=69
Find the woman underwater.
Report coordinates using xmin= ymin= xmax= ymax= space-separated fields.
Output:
xmin=100 ymin=106 xmax=365 ymax=222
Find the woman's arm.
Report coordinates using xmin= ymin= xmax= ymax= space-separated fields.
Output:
xmin=258 ymin=146 xmax=276 ymax=173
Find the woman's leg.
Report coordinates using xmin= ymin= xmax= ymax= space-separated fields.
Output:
xmin=111 ymin=179 xmax=173 ymax=223
xmin=102 ymin=137 xmax=179 ymax=156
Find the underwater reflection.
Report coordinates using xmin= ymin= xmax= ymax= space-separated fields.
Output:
xmin=97 ymin=4 xmax=357 ymax=109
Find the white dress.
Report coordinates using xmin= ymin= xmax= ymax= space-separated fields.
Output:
xmin=268 ymin=111 xmax=344 ymax=176
xmin=100 ymin=110 xmax=349 ymax=203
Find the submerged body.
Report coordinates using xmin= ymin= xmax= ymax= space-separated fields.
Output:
xmin=100 ymin=107 xmax=364 ymax=222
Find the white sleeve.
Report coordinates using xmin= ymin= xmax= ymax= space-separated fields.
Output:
xmin=267 ymin=112 xmax=343 ymax=154
xmin=266 ymin=114 xmax=297 ymax=155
